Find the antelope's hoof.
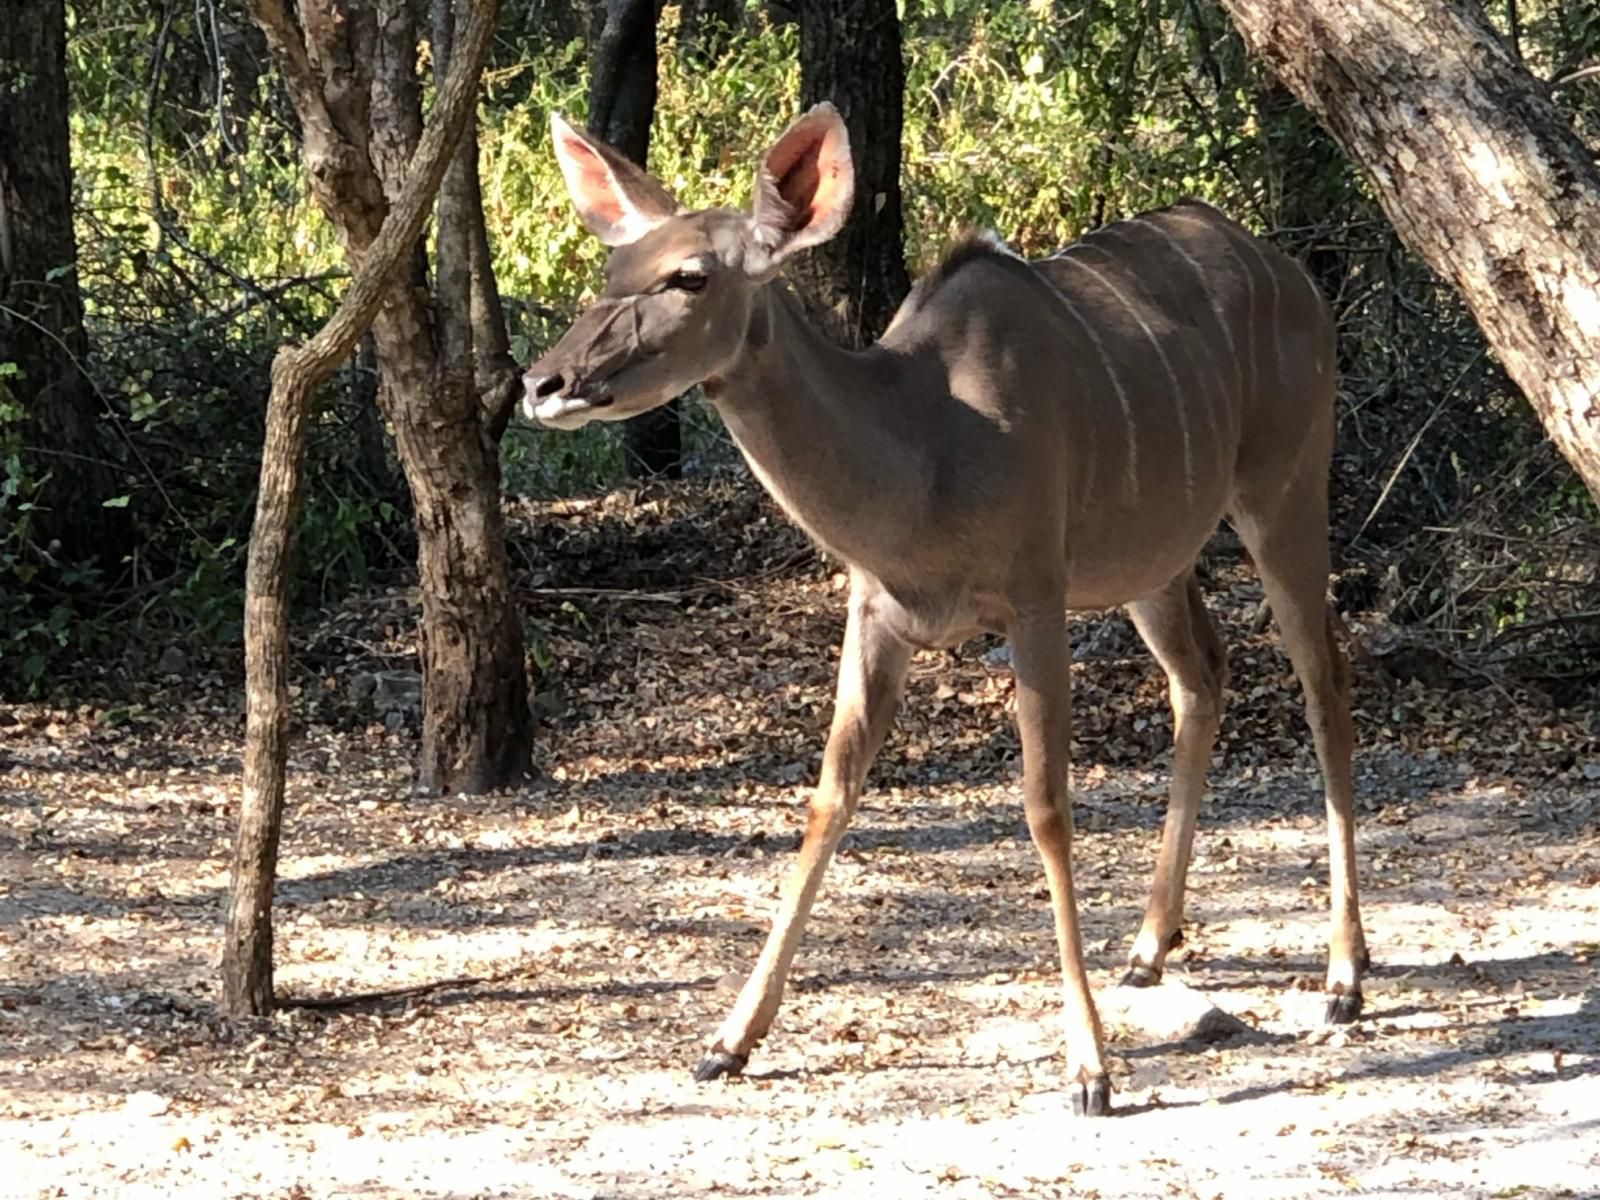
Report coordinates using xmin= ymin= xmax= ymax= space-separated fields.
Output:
xmin=693 ymin=1049 xmax=748 ymax=1082
xmin=1119 ymin=963 xmax=1162 ymax=988
xmin=1324 ymin=991 xmax=1363 ymax=1025
xmin=1070 ymin=1073 xmax=1113 ymax=1118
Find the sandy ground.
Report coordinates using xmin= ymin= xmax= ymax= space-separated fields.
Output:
xmin=3 ymin=494 xmax=1598 ymax=1199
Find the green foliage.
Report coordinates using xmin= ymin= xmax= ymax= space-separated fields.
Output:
xmin=0 ymin=364 xmax=80 ymax=692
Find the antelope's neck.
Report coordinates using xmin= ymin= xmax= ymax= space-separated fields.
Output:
xmin=706 ymin=285 xmax=922 ymax=571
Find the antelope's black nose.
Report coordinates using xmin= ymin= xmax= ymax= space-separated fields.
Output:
xmin=526 ymin=371 xmax=565 ymax=399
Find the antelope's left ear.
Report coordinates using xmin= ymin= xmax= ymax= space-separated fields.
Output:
xmin=746 ymin=102 xmax=854 ymax=276
xmin=550 ymin=114 xmax=681 ymax=246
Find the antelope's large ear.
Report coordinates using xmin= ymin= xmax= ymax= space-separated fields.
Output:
xmin=550 ymin=114 xmax=680 ymax=246
xmin=747 ymin=103 xmax=854 ymax=274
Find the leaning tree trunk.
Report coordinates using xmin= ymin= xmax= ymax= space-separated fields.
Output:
xmin=588 ymin=0 xmax=680 ymax=478
xmin=0 ymin=0 xmax=120 ymax=565
xmin=226 ymin=0 xmax=498 ymax=1018
xmin=794 ymin=0 xmax=911 ymax=346
xmin=1219 ymin=0 xmax=1600 ymax=506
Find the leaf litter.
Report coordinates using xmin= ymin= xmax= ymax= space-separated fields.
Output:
xmin=2 ymin=478 xmax=1598 ymax=1198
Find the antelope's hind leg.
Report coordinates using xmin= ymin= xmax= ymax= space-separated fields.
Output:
xmin=1233 ymin=481 xmax=1368 ymax=1025
xmin=695 ymin=576 xmax=911 ymax=1080
xmin=1122 ymin=571 xmax=1227 ymax=987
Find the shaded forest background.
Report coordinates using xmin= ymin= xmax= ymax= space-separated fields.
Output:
xmin=3 ymin=0 xmax=1599 ymax=700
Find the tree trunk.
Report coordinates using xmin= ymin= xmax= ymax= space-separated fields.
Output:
xmin=793 ymin=0 xmax=911 ymax=346
xmin=1219 ymin=0 xmax=1600 ymax=506
xmin=370 ymin=300 xmax=532 ymax=791
xmin=589 ymin=0 xmax=681 ymax=478
xmin=0 ymin=0 xmax=120 ymax=565
xmin=226 ymin=0 xmax=498 ymax=1018
xmin=374 ymin=0 xmax=534 ymax=791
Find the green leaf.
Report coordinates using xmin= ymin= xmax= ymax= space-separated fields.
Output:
xmin=102 ymin=494 xmax=131 ymax=508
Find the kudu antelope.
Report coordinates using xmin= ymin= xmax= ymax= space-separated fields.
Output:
xmin=523 ymin=104 xmax=1366 ymax=1116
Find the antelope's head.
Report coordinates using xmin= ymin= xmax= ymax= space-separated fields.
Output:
xmin=522 ymin=103 xmax=854 ymax=429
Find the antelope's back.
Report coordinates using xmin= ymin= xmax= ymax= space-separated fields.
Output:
xmin=1031 ymin=201 xmax=1337 ymax=476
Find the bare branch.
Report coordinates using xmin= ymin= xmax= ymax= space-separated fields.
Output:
xmin=245 ymin=0 xmax=325 ymax=130
xmin=1550 ymin=62 xmax=1600 ymax=92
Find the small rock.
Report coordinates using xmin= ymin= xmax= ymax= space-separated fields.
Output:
xmin=156 ymin=646 xmax=187 ymax=676
xmin=373 ymin=670 xmax=422 ymax=712
xmin=1099 ymin=982 xmax=1252 ymax=1044
xmin=982 ymin=644 xmax=1013 ymax=668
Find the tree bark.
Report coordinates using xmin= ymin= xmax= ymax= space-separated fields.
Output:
xmin=793 ymin=0 xmax=911 ymax=346
xmin=0 ymin=0 xmax=120 ymax=565
xmin=226 ymin=0 xmax=498 ymax=1018
xmin=1219 ymin=0 xmax=1600 ymax=505
xmin=589 ymin=0 xmax=681 ymax=478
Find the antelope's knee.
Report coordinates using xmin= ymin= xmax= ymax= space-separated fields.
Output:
xmin=803 ymin=790 xmax=853 ymax=845
xmin=1023 ymin=788 xmax=1072 ymax=849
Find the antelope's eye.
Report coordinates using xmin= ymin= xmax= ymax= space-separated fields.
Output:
xmin=665 ymin=268 xmax=708 ymax=293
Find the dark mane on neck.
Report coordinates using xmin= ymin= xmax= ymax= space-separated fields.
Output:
xmin=886 ymin=231 xmax=1025 ymax=334
xmin=927 ymin=230 xmax=1021 ymax=290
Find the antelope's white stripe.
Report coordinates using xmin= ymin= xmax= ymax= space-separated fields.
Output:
xmin=1108 ymin=221 xmax=1229 ymax=480
xmin=1058 ymin=251 xmax=1195 ymax=505
xmin=1167 ymin=209 xmax=1256 ymax=410
xmin=1033 ymin=264 xmax=1140 ymax=502
xmin=1239 ymin=234 xmax=1284 ymax=389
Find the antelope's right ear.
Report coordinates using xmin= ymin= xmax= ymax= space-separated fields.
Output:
xmin=550 ymin=114 xmax=680 ymax=247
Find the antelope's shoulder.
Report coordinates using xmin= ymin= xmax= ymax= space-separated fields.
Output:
xmin=883 ymin=230 xmax=1062 ymax=343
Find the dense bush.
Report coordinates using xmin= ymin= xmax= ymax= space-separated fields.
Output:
xmin=3 ymin=0 xmax=1593 ymax=695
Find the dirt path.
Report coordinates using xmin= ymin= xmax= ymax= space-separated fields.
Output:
xmin=3 ymin=495 xmax=1598 ymax=1199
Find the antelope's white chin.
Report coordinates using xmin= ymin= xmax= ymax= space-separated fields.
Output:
xmin=527 ymin=393 xmax=603 ymax=430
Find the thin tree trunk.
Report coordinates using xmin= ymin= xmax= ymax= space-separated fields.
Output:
xmin=465 ymin=126 xmax=521 ymax=441
xmin=226 ymin=0 xmax=498 ymax=1018
xmin=588 ymin=0 xmax=657 ymax=163
xmin=0 ymin=0 xmax=120 ymax=565
xmin=589 ymin=0 xmax=681 ymax=478
xmin=1219 ymin=0 xmax=1600 ymax=505
xmin=794 ymin=0 xmax=911 ymax=346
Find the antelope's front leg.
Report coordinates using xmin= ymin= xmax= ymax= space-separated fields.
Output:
xmin=695 ymin=577 xmax=911 ymax=1081
xmin=1010 ymin=611 xmax=1111 ymax=1116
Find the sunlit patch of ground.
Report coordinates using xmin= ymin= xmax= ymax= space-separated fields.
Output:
xmin=3 ymin=484 xmax=1598 ymax=1198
